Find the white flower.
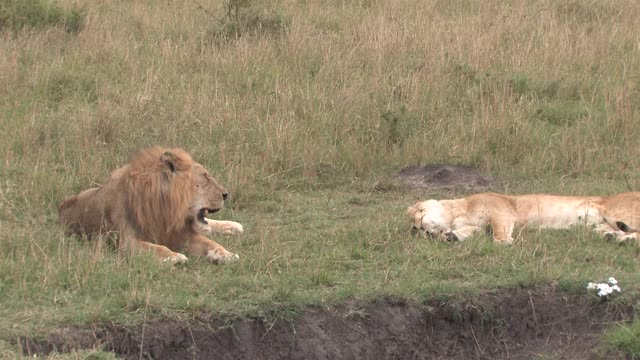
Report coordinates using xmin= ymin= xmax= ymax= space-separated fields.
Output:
xmin=597 ymin=285 xmax=611 ymax=296
xmin=587 ymin=278 xmax=622 ymax=297
xmin=596 ymin=283 xmax=608 ymax=290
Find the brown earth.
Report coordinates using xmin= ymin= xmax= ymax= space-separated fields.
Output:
xmin=397 ymin=164 xmax=503 ymax=192
xmin=16 ymin=285 xmax=633 ymax=359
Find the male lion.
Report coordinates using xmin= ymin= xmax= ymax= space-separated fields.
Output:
xmin=407 ymin=192 xmax=640 ymax=244
xmin=59 ymin=147 xmax=243 ymax=263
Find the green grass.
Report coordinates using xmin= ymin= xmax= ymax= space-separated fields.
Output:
xmin=607 ymin=321 xmax=640 ymax=359
xmin=1 ymin=339 xmax=117 ymax=359
xmin=1 ymin=0 xmax=640 ymax=356
xmin=2 ymin=186 xmax=640 ymax=337
xmin=0 ymin=0 xmax=84 ymax=33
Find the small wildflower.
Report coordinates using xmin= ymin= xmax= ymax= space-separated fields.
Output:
xmin=587 ymin=277 xmax=622 ymax=298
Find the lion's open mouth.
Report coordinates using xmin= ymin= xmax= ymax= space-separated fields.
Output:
xmin=197 ymin=208 xmax=221 ymax=224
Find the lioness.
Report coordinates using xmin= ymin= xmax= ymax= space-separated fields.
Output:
xmin=59 ymin=147 xmax=243 ymax=263
xmin=407 ymin=192 xmax=640 ymax=244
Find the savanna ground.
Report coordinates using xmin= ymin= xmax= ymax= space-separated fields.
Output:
xmin=1 ymin=0 xmax=640 ymax=358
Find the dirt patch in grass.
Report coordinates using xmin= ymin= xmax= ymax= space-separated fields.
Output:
xmin=16 ymin=285 xmax=631 ymax=359
xmin=397 ymin=164 xmax=503 ymax=192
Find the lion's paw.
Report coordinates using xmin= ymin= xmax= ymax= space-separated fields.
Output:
xmin=163 ymin=252 xmax=188 ymax=264
xmin=207 ymin=220 xmax=244 ymax=235
xmin=206 ymin=249 xmax=240 ymax=264
xmin=221 ymin=221 xmax=244 ymax=235
xmin=604 ymin=230 xmax=634 ymax=244
xmin=604 ymin=232 xmax=617 ymax=242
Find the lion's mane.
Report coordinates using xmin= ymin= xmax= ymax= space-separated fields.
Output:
xmin=124 ymin=146 xmax=195 ymax=242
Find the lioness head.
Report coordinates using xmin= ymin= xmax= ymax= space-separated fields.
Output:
xmin=407 ymin=203 xmax=424 ymax=231
xmin=189 ymin=163 xmax=229 ymax=226
xmin=407 ymin=200 xmax=451 ymax=237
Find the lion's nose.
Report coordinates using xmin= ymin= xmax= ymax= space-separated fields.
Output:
xmin=222 ymin=192 xmax=229 ymax=201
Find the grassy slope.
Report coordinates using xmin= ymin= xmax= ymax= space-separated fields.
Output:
xmin=1 ymin=0 xmax=640 ymax=356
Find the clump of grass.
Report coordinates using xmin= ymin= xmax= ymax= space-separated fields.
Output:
xmin=451 ymin=63 xmax=478 ymax=83
xmin=0 ymin=0 xmax=85 ymax=33
xmin=203 ymin=3 xmax=290 ymax=44
xmin=555 ymin=0 xmax=619 ymax=24
xmin=380 ymin=106 xmax=416 ymax=147
xmin=533 ymin=101 xmax=588 ymax=126
xmin=508 ymin=74 xmax=584 ymax=102
xmin=606 ymin=321 xmax=640 ymax=359
xmin=209 ymin=11 xmax=289 ymax=43
xmin=39 ymin=69 xmax=98 ymax=105
xmin=509 ymin=75 xmax=560 ymax=100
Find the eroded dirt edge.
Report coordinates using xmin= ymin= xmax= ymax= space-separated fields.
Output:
xmin=15 ymin=285 xmax=633 ymax=360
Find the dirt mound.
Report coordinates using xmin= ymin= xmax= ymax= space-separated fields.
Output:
xmin=17 ymin=285 xmax=631 ymax=359
xmin=397 ymin=164 xmax=502 ymax=192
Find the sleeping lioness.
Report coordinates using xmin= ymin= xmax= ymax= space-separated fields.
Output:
xmin=407 ymin=192 xmax=640 ymax=244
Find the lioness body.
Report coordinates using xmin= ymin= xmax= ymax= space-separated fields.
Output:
xmin=59 ymin=147 xmax=243 ymax=263
xmin=407 ymin=192 xmax=640 ymax=244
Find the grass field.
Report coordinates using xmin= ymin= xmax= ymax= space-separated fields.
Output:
xmin=1 ymin=0 xmax=640 ymax=357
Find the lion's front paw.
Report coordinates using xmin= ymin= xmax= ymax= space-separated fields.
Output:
xmin=206 ymin=219 xmax=244 ymax=235
xmin=206 ymin=249 xmax=240 ymax=264
xmin=221 ymin=221 xmax=244 ymax=235
xmin=163 ymin=252 xmax=188 ymax=264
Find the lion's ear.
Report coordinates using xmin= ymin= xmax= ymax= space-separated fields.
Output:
xmin=616 ymin=221 xmax=632 ymax=232
xmin=161 ymin=152 xmax=179 ymax=174
xmin=160 ymin=150 xmax=192 ymax=176
xmin=407 ymin=206 xmax=417 ymax=218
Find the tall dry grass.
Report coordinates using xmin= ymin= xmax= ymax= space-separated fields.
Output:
xmin=1 ymin=0 xmax=639 ymax=208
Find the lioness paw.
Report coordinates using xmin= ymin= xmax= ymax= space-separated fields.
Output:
xmin=206 ymin=219 xmax=244 ymax=235
xmin=604 ymin=232 xmax=617 ymax=242
xmin=496 ymin=238 xmax=514 ymax=245
xmin=604 ymin=231 xmax=638 ymax=243
xmin=444 ymin=232 xmax=459 ymax=242
xmin=206 ymin=249 xmax=240 ymax=264
xmin=163 ymin=252 xmax=188 ymax=264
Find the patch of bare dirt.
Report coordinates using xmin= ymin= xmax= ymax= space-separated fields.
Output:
xmin=16 ymin=285 xmax=632 ymax=359
xmin=397 ymin=164 xmax=503 ymax=192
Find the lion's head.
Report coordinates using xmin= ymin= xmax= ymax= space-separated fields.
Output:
xmin=407 ymin=200 xmax=451 ymax=237
xmin=124 ymin=147 xmax=228 ymax=242
xmin=189 ymin=162 xmax=229 ymax=226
